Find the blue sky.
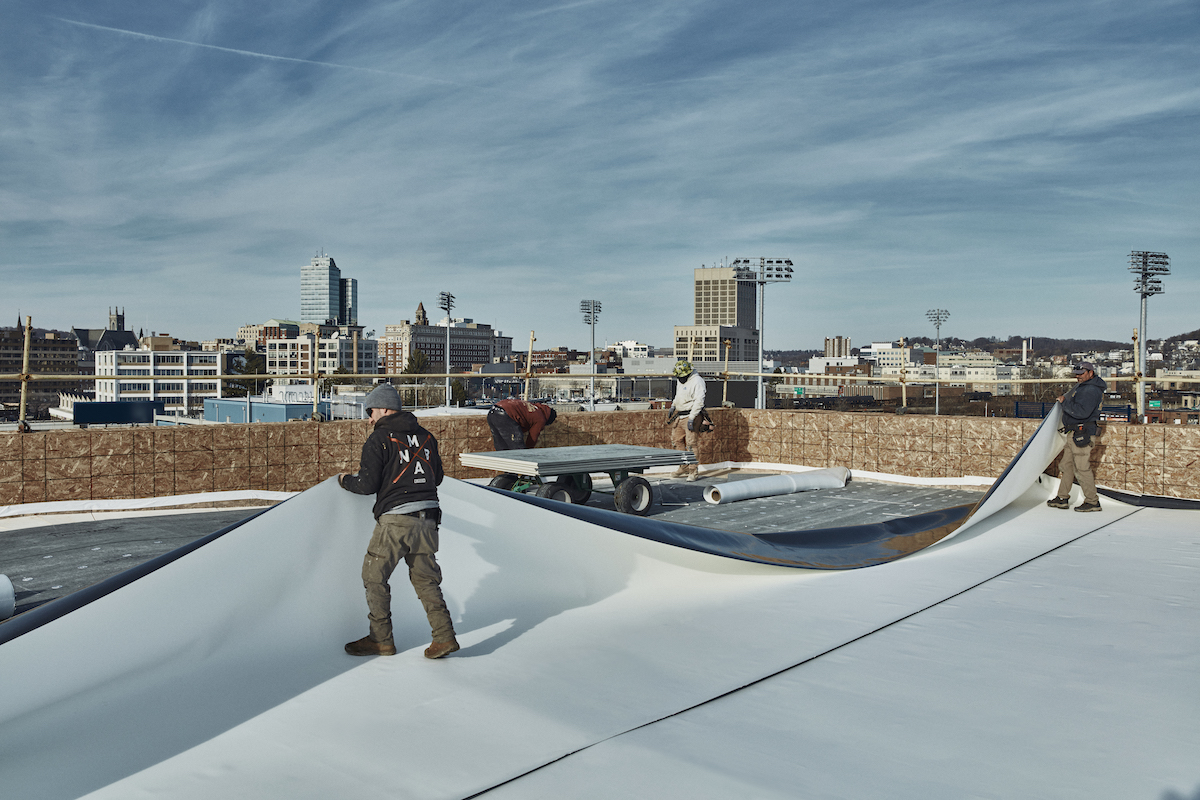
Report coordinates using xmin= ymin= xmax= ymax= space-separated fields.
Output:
xmin=3 ymin=0 xmax=1197 ymax=352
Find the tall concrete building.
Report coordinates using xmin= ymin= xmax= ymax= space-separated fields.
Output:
xmin=825 ymin=336 xmax=852 ymax=358
xmin=301 ymin=255 xmax=357 ymax=325
xmin=692 ymin=266 xmax=756 ymax=327
xmin=673 ymin=266 xmax=759 ymax=364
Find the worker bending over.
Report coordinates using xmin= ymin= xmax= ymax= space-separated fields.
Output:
xmin=488 ymin=398 xmax=557 ymax=450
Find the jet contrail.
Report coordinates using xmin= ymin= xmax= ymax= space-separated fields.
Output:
xmin=520 ymin=0 xmax=612 ymax=18
xmin=54 ymin=17 xmax=498 ymax=93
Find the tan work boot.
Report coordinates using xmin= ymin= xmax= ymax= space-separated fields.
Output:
xmin=424 ymin=638 xmax=460 ymax=659
xmin=345 ymin=635 xmax=397 ymax=656
xmin=670 ymin=466 xmax=688 ymax=478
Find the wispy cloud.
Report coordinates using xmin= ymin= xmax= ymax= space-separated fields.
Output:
xmin=0 ymin=1 xmax=1195 ymax=347
xmin=53 ymin=17 xmax=509 ymax=93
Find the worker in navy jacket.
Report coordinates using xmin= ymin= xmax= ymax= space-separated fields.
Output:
xmin=1047 ymin=361 xmax=1107 ymax=513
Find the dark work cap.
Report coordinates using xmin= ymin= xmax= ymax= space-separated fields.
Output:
xmin=1072 ymin=361 xmax=1095 ymax=374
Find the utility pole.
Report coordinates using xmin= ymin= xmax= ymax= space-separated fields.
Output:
xmin=18 ymin=316 xmax=32 ymax=429
xmin=524 ymin=331 xmax=535 ymax=401
xmin=1129 ymin=251 xmax=1169 ymax=420
xmin=723 ymin=339 xmax=732 ymax=406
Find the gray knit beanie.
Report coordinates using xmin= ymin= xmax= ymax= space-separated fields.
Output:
xmin=363 ymin=383 xmax=402 ymax=413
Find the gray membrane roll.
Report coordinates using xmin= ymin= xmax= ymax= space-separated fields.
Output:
xmin=0 ymin=575 xmax=13 ymax=620
xmin=703 ymin=467 xmax=850 ymax=505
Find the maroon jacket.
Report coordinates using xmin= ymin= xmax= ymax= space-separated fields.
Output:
xmin=496 ymin=399 xmax=555 ymax=448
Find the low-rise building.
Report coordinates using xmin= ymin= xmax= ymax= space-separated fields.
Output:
xmin=265 ymin=332 xmax=378 ymax=377
xmin=807 ymin=356 xmax=861 ymax=374
xmin=238 ymin=319 xmax=300 ymax=349
xmin=1 ymin=325 xmax=84 ymax=416
xmin=1156 ymin=369 xmax=1200 ymax=391
xmin=612 ymin=340 xmax=656 ymax=358
xmin=380 ymin=317 xmax=511 ymax=374
xmin=672 ymin=325 xmax=759 ymax=363
xmin=94 ymin=349 xmax=225 ymax=416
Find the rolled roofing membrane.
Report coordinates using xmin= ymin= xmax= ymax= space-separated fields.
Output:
xmin=0 ymin=574 xmax=13 ymax=620
xmin=0 ymin=406 xmax=1096 ymax=800
xmin=702 ymin=466 xmax=849 ymax=504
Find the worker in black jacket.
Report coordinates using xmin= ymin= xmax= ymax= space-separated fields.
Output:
xmin=339 ymin=383 xmax=458 ymax=659
xmin=1047 ymin=361 xmax=1107 ymax=513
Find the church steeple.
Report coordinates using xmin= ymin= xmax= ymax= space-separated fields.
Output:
xmin=415 ymin=302 xmax=428 ymax=326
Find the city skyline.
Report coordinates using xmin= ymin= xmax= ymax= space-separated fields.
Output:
xmin=2 ymin=1 xmax=1197 ymax=351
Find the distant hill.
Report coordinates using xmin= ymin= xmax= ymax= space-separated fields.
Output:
xmin=774 ymin=330 xmax=1197 ymax=363
xmin=1164 ymin=328 xmax=1200 ymax=344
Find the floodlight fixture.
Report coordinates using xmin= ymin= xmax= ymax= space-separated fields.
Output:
xmin=580 ymin=299 xmax=601 ymax=326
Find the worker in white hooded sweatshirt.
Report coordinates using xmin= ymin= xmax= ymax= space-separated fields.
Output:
xmin=667 ymin=360 xmax=706 ymax=481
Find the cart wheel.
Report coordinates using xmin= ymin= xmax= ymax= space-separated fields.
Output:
xmin=614 ymin=475 xmax=653 ymax=515
xmin=565 ymin=473 xmax=592 ymax=504
xmin=535 ymin=481 xmax=575 ymax=503
xmin=488 ymin=474 xmax=519 ymax=491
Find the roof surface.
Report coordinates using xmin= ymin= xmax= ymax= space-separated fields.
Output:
xmin=0 ymin=444 xmax=1196 ymax=799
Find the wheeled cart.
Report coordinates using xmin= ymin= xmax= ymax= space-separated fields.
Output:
xmin=459 ymin=444 xmax=697 ymax=515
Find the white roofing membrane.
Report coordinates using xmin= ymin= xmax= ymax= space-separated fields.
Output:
xmin=1 ymin=410 xmax=1198 ymax=799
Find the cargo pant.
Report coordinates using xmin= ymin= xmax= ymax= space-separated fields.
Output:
xmin=1056 ymin=430 xmax=1099 ymax=504
xmin=488 ymin=406 xmax=527 ymax=450
xmin=669 ymin=416 xmax=700 ymax=476
xmin=362 ymin=512 xmax=456 ymax=645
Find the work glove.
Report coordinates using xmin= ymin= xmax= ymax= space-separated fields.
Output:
xmin=687 ymin=418 xmax=694 ymax=431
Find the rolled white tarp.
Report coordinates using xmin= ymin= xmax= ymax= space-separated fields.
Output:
xmin=0 ymin=575 xmax=13 ymax=621
xmin=703 ymin=467 xmax=851 ymax=505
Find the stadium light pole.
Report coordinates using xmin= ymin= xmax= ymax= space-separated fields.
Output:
xmin=438 ymin=291 xmax=455 ymax=407
xmin=580 ymin=300 xmax=601 ymax=411
xmin=733 ymin=258 xmax=794 ymax=409
xmin=1129 ymin=251 xmax=1169 ymax=419
xmin=926 ymin=308 xmax=949 ymax=416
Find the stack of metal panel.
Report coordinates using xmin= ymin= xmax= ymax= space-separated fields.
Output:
xmin=459 ymin=444 xmax=696 ymax=476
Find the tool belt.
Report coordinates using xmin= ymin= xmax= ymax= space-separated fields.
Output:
xmin=1060 ymin=422 xmax=1098 ymax=448
xmin=666 ymin=407 xmax=715 ymax=433
xmin=397 ymin=508 xmax=441 ymax=524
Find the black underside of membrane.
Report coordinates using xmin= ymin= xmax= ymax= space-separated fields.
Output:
xmin=1097 ymin=488 xmax=1200 ymax=510
xmin=491 ymin=485 xmax=975 ymax=570
xmin=0 ymin=506 xmax=274 ymax=647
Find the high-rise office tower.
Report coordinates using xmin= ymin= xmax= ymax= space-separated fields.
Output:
xmin=692 ymin=266 xmax=756 ymax=327
xmin=301 ymin=255 xmax=357 ymax=325
xmin=339 ymin=278 xmax=358 ymax=326
xmin=825 ymin=336 xmax=852 ymax=358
